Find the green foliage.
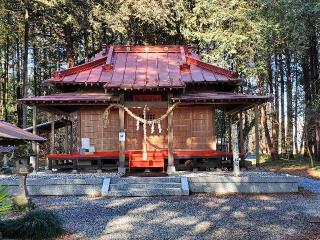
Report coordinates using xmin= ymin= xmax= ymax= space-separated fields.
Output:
xmin=259 ymin=154 xmax=272 ymax=164
xmin=0 ymin=167 xmax=12 ymax=175
xmin=0 ymin=186 xmax=12 ymax=215
xmin=0 ymin=209 xmax=64 ymax=240
xmin=181 ymin=0 xmax=266 ymax=77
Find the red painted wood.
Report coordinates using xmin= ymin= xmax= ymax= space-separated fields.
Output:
xmin=45 ymin=45 xmax=242 ymax=89
xmin=133 ymin=95 xmax=162 ymax=101
xmin=47 ymin=151 xmax=124 ymax=159
xmin=47 ymin=150 xmax=244 ymax=160
xmin=129 ymin=151 xmax=165 ymax=172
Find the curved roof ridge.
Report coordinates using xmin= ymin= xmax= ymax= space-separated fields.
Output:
xmin=51 ymin=56 xmax=107 ymax=79
xmin=186 ymin=56 xmax=239 ymax=79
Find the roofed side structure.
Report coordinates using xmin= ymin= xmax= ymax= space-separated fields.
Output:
xmin=0 ymin=121 xmax=46 ymax=144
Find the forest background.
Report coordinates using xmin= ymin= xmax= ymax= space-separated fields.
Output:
xmin=0 ymin=0 xmax=319 ymax=162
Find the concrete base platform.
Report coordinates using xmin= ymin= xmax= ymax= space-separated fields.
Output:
xmin=0 ymin=171 xmax=299 ymax=196
xmin=175 ymin=171 xmax=299 ymax=193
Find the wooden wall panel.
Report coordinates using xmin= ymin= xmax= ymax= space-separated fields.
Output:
xmin=78 ymin=106 xmax=216 ymax=152
xmin=173 ymin=106 xmax=216 ymax=150
xmin=79 ymin=107 xmax=119 ymax=151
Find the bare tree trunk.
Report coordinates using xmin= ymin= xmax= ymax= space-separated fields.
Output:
xmin=273 ymin=54 xmax=280 ymax=160
xmin=261 ymin=105 xmax=276 ymax=160
xmin=2 ymin=36 xmax=9 ymax=121
xmin=22 ymin=0 xmax=30 ymax=128
xmin=16 ymin=38 xmax=23 ymax=127
xmin=285 ymin=49 xmax=293 ymax=158
xmin=279 ymin=54 xmax=286 ymax=156
xmin=294 ymin=61 xmax=299 ymax=154
xmin=63 ymin=25 xmax=76 ymax=67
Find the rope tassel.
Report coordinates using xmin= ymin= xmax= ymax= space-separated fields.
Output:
xmin=136 ymin=120 xmax=140 ymax=131
xmin=158 ymin=122 xmax=162 ymax=133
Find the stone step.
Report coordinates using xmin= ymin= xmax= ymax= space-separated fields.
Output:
xmin=104 ymin=188 xmax=184 ymax=197
xmin=109 ymin=183 xmax=181 ymax=191
xmin=111 ymin=176 xmax=181 ymax=184
xmin=102 ymin=176 xmax=189 ymax=197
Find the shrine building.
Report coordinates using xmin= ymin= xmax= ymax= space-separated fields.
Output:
xmin=18 ymin=45 xmax=271 ymax=174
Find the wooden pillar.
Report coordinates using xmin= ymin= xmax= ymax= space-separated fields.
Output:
xmin=70 ymin=119 xmax=73 ymax=153
xmin=255 ymin=105 xmax=260 ymax=166
xmin=32 ymin=105 xmax=39 ymax=172
xmin=50 ymin=114 xmax=55 ymax=154
xmin=118 ymin=94 xmax=126 ymax=174
xmin=64 ymin=117 xmax=69 ymax=154
xmin=167 ymin=95 xmax=175 ymax=174
xmin=228 ymin=119 xmax=232 ymax=152
xmin=239 ymin=111 xmax=244 ymax=154
xmin=231 ymin=120 xmax=240 ymax=176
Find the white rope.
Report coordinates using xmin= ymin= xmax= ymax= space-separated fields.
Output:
xmin=103 ymin=102 xmax=180 ymax=125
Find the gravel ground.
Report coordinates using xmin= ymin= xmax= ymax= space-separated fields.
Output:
xmin=299 ymin=177 xmax=320 ymax=196
xmin=33 ymin=192 xmax=320 ymax=240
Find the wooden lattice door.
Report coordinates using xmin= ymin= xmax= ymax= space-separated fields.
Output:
xmin=125 ymin=108 xmax=168 ymax=151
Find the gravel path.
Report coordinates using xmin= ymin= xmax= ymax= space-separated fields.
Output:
xmin=33 ymin=193 xmax=320 ymax=240
xmin=299 ymin=177 xmax=320 ymax=195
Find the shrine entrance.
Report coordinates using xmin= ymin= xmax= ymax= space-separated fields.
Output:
xmin=125 ymin=108 xmax=168 ymax=151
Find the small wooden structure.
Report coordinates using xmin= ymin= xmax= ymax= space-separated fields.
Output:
xmin=0 ymin=120 xmax=46 ymax=170
xmin=18 ymin=45 xmax=271 ymax=173
xmin=0 ymin=120 xmax=46 ymax=144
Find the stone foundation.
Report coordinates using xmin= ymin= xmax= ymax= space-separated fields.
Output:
xmin=0 ymin=172 xmax=299 ymax=196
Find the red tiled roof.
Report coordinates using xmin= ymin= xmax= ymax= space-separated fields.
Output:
xmin=46 ymin=45 xmax=240 ymax=89
xmin=172 ymin=92 xmax=272 ymax=103
xmin=0 ymin=121 xmax=46 ymax=143
xmin=17 ymin=92 xmax=119 ymax=105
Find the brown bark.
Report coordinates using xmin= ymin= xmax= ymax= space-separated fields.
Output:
xmin=22 ymin=0 xmax=29 ymax=128
xmin=16 ymin=38 xmax=23 ymax=127
xmin=294 ymin=61 xmax=299 ymax=154
xmin=63 ymin=25 xmax=76 ymax=67
xmin=285 ymin=49 xmax=293 ymax=158
xmin=279 ymin=54 xmax=286 ymax=156
xmin=261 ymin=105 xmax=276 ymax=160
xmin=273 ymin=54 xmax=280 ymax=159
xmin=2 ymin=36 xmax=9 ymax=121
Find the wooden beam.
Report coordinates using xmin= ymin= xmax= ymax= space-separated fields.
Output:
xmin=32 ymin=105 xmax=39 ymax=172
xmin=124 ymin=101 xmax=168 ymax=108
xmin=118 ymin=94 xmax=126 ymax=173
xmin=65 ymin=117 xmax=69 ymax=154
xmin=38 ymin=106 xmax=69 ymax=116
xmin=239 ymin=111 xmax=244 ymax=154
xmin=167 ymin=93 xmax=175 ymax=174
xmin=255 ymin=105 xmax=260 ymax=166
xmin=50 ymin=114 xmax=55 ymax=154
xmin=228 ymin=116 xmax=232 ymax=152
xmin=212 ymin=107 xmax=217 ymax=151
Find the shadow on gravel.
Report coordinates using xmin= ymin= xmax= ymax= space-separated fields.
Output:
xmin=34 ymin=192 xmax=320 ymax=240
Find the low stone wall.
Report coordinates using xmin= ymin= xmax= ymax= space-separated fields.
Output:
xmin=0 ymin=172 xmax=299 ymax=196
xmin=26 ymin=177 xmax=103 ymax=196
xmin=0 ymin=177 xmax=19 ymax=195
xmin=188 ymin=175 xmax=299 ymax=193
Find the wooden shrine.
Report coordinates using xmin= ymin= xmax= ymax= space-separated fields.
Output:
xmin=18 ymin=45 xmax=271 ymax=174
